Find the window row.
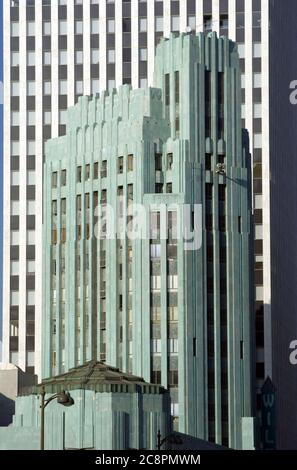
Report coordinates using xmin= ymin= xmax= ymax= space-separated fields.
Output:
xmin=151 ymin=275 xmax=178 ymax=291
xmin=241 ymin=72 xmax=262 ymax=89
xmin=151 ymin=306 xmax=178 ymax=322
xmin=10 ymin=290 xmax=35 ymax=306
xmin=11 ymin=140 xmax=35 ymax=156
xmin=11 ymin=200 xmax=35 ymax=216
xmin=151 ymin=338 xmax=179 ymax=354
xmin=11 ymin=260 xmax=35 ymax=275
xmin=11 ymin=230 xmax=35 ymax=246
xmin=11 ymin=19 xmax=100 ymax=38
xmin=11 ymin=170 xmax=35 ymax=186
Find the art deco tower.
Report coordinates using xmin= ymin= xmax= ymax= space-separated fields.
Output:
xmin=43 ymin=32 xmax=254 ymax=449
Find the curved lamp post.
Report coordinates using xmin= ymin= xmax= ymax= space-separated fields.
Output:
xmin=157 ymin=429 xmax=183 ymax=450
xmin=40 ymin=385 xmax=74 ymax=450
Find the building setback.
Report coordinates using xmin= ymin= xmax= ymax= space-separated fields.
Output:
xmin=43 ymin=32 xmax=254 ymax=449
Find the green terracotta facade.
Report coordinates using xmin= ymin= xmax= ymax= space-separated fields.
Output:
xmin=38 ymin=32 xmax=253 ymax=449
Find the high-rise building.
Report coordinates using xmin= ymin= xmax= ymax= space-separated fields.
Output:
xmin=2 ymin=0 xmax=297 ymax=449
xmin=43 ymin=32 xmax=254 ymax=449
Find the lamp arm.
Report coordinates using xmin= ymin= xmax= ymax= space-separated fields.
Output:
xmin=43 ymin=393 xmax=60 ymax=408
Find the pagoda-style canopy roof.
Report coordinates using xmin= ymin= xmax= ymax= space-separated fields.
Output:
xmin=21 ymin=361 xmax=166 ymax=396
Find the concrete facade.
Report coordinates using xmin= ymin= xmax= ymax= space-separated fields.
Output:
xmin=0 ymin=361 xmax=171 ymax=450
xmin=42 ymin=32 xmax=254 ymax=449
xmin=0 ymin=362 xmax=36 ymax=427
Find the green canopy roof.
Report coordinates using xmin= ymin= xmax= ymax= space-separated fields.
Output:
xmin=20 ymin=361 xmax=166 ymax=396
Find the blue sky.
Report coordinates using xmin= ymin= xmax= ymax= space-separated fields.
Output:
xmin=0 ymin=1 xmax=3 ymax=347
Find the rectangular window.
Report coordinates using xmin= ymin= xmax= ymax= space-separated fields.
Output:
xmin=11 ymin=111 xmax=19 ymax=126
xmin=107 ymin=19 xmax=115 ymax=33
xmin=253 ymin=73 xmax=261 ymax=88
xmin=76 ymin=81 xmax=83 ymax=95
xmin=101 ymin=160 xmax=107 ymax=178
xmin=11 ymin=51 xmax=19 ymax=67
xmin=44 ymin=110 xmax=51 ymax=125
xmin=155 ymin=17 xmax=163 ymax=32
xmin=165 ymin=73 xmax=170 ymax=117
xmin=117 ymin=157 xmax=123 ymax=174
xmin=151 ymin=307 xmax=161 ymax=322
xmin=44 ymin=81 xmax=51 ymax=95
xmin=59 ymin=80 xmax=67 ymax=95
xmin=27 ymin=290 xmax=35 ymax=306
xmin=59 ymin=50 xmax=67 ymax=65
xmin=27 ymin=230 xmax=35 ymax=245
xmin=10 ymin=291 xmax=19 ymax=306
xmin=171 ymin=16 xmax=180 ymax=31
xmin=27 ymin=81 xmax=35 ymax=96
xmin=220 ymin=15 xmax=229 ymax=29
xmin=140 ymin=48 xmax=147 ymax=61
xmin=127 ymin=154 xmax=133 ymax=172
xmin=43 ymin=51 xmax=51 ymax=65
xmin=151 ymin=339 xmax=161 ymax=354
xmin=237 ymin=44 xmax=245 ymax=58
xmin=94 ymin=162 xmax=99 ymax=179
xmin=92 ymin=79 xmax=100 ymax=94
xmin=168 ymin=306 xmax=178 ymax=322
xmin=175 ymin=71 xmax=180 ymax=136
xmin=43 ymin=21 xmax=51 ymax=36
xmin=11 ymin=201 xmax=19 ymax=216
xmin=61 ymin=169 xmax=67 ymax=186
xmin=167 ymin=153 xmax=173 ymax=170
xmin=75 ymin=50 xmax=83 ymax=64
xmin=27 ymin=140 xmax=35 ymax=155
xmin=91 ymin=49 xmax=99 ymax=64
xmin=218 ymin=72 xmax=224 ymax=139
xmin=59 ymin=20 xmax=67 ymax=35
xmin=155 ymin=153 xmax=162 ymax=171
xmin=188 ymin=16 xmax=196 ymax=29
xmin=253 ymin=103 xmax=262 ymax=119
xmin=11 ymin=82 xmax=19 ymax=96
xmin=166 ymin=183 xmax=172 ymax=193
xmin=27 ymin=200 xmax=35 ymax=215
xmin=91 ymin=19 xmax=99 ymax=34
xmin=27 ymin=260 xmax=35 ymax=274
xmin=59 ymin=110 xmax=67 ymax=125
xmin=204 ymin=15 xmax=212 ymax=31
xmin=11 ymin=22 xmax=19 ymax=37
xmin=151 ymin=275 xmax=161 ymax=291
xmin=27 ymin=110 xmax=35 ymax=126
xmin=150 ymin=244 xmax=161 ymax=258
xmin=253 ymin=43 xmax=261 ymax=58
xmin=10 ymin=320 xmax=19 ymax=337
xmin=75 ymin=20 xmax=83 ymax=35
xmin=11 ymin=170 xmax=19 ymax=185
xmin=168 ymin=338 xmax=179 ymax=354
xmin=107 ymin=49 xmax=115 ymax=64
xmin=168 ymin=275 xmax=178 ymax=290
xmin=52 ymin=172 xmax=58 ymax=188
xmin=11 ymin=230 xmax=19 ymax=245
xmin=139 ymin=18 xmax=147 ymax=32
xmin=205 ymin=70 xmax=211 ymax=138
xmin=27 ymin=21 xmax=35 ymax=36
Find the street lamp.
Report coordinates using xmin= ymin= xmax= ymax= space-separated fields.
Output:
xmin=40 ymin=385 xmax=74 ymax=450
xmin=157 ymin=429 xmax=183 ymax=450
